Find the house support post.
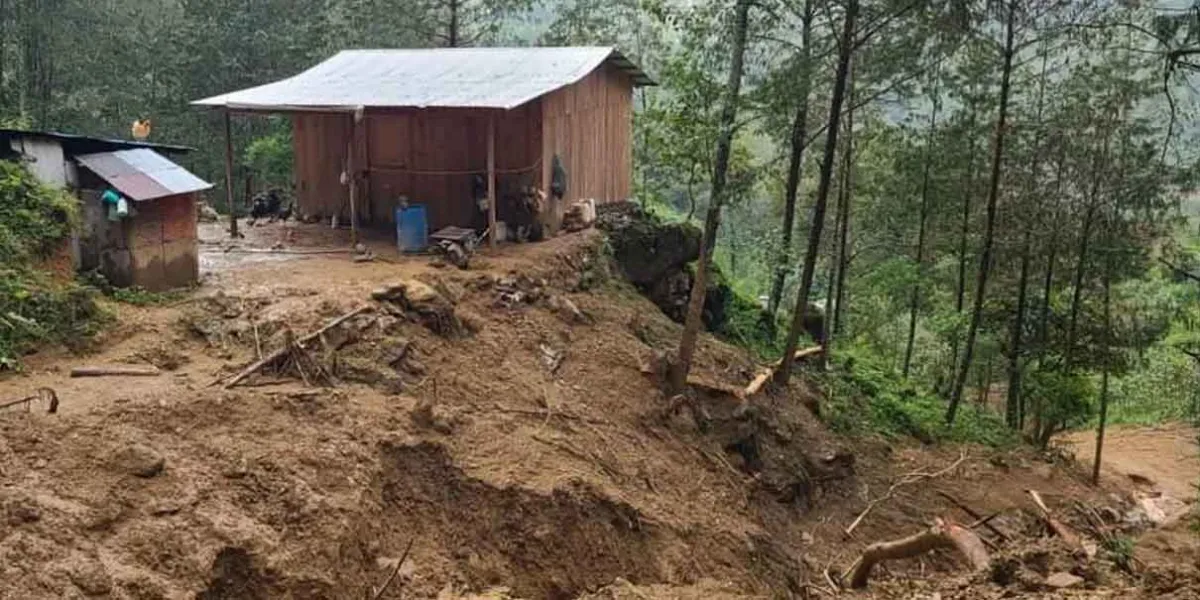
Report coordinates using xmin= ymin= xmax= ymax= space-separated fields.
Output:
xmin=223 ymin=109 xmax=238 ymax=238
xmin=348 ymin=111 xmax=360 ymax=247
xmin=488 ymin=113 xmax=497 ymax=248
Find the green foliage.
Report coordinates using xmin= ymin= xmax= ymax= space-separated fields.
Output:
xmin=825 ymin=345 xmax=1016 ymax=447
xmin=0 ymin=161 xmax=79 ymax=261
xmin=1107 ymin=344 xmax=1200 ymax=426
xmin=244 ymin=124 xmax=294 ymax=190
xmin=1025 ymin=364 xmax=1096 ymax=448
xmin=1102 ymin=535 xmax=1136 ymax=572
xmin=710 ymin=269 xmax=783 ymax=359
xmin=0 ymin=162 xmax=106 ymax=369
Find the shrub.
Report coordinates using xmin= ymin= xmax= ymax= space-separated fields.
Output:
xmin=825 ymin=345 xmax=1017 ymax=447
xmin=1024 ymin=363 xmax=1096 ymax=448
xmin=0 ymin=161 xmax=106 ymax=369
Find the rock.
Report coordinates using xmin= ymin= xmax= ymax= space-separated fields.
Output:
xmin=110 ymin=443 xmax=165 ymax=478
xmin=4 ymin=495 xmax=41 ymax=525
xmin=547 ymin=295 xmax=587 ymax=324
xmin=1044 ymin=572 xmax=1084 ymax=590
xmin=68 ymin=558 xmax=113 ymax=596
xmin=410 ymin=399 xmax=456 ymax=434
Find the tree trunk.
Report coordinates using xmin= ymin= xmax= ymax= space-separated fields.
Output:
xmin=1066 ymin=203 xmax=1098 ymax=367
xmin=669 ymin=0 xmax=752 ymax=394
xmin=1008 ymin=48 xmax=1049 ymax=431
xmin=903 ymin=76 xmax=940 ymax=379
xmin=1093 ymin=248 xmax=1111 ymax=486
xmin=776 ymin=0 xmax=859 ymax=387
xmin=1007 ymin=229 xmax=1031 ymax=428
xmin=949 ymin=103 xmax=978 ymax=388
xmin=833 ymin=124 xmax=853 ymax=338
xmin=448 ymin=0 xmax=459 ymax=47
xmin=766 ymin=0 xmax=815 ymax=317
xmin=946 ymin=1 xmax=1016 ymax=425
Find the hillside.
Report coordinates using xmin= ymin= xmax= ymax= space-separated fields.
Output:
xmin=0 ymin=224 xmax=1196 ymax=599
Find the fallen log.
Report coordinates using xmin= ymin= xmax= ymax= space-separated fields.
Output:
xmin=744 ymin=346 xmax=823 ymax=398
xmin=844 ymin=518 xmax=990 ymax=589
xmin=220 ymin=305 xmax=371 ymax=389
xmin=70 ymin=366 xmax=160 ymax=378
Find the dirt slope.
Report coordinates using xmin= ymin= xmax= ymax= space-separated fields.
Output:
xmin=0 ymin=225 xmax=1196 ymax=599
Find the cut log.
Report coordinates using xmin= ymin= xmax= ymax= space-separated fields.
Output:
xmin=744 ymin=346 xmax=823 ymax=397
xmin=1027 ymin=489 xmax=1083 ymax=550
xmin=845 ymin=518 xmax=990 ymax=589
xmin=70 ymin=366 xmax=160 ymax=378
xmin=220 ymin=305 xmax=371 ymax=389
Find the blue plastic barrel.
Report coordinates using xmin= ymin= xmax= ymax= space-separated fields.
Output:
xmin=396 ymin=204 xmax=428 ymax=253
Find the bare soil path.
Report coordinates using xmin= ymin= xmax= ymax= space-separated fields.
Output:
xmin=1063 ymin=423 xmax=1199 ymax=504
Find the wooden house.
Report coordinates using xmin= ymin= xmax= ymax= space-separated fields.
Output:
xmin=0 ymin=129 xmax=210 ymax=291
xmin=194 ymin=47 xmax=654 ymax=244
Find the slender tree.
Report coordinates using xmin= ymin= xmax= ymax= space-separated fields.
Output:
xmin=670 ymin=0 xmax=753 ymax=393
xmin=767 ymin=0 xmax=816 ymax=318
xmin=902 ymin=69 xmax=940 ymax=378
xmin=777 ymin=0 xmax=858 ymax=386
xmin=946 ymin=0 xmax=1017 ymax=424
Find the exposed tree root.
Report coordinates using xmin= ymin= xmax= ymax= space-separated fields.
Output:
xmin=844 ymin=518 xmax=990 ymax=589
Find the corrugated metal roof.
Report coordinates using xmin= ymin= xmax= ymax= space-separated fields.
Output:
xmin=76 ymin=148 xmax=212 ymax=202
xmin=192 ymin=47 xmax=655 ymax=111
xmin=0 ymin=128 xmax=194 ymax=154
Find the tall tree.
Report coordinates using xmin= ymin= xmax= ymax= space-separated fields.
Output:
xmin=670 ymin=0 xmax=753 ymax=393
xmin=902 ymin=68 xmax=941 ymax=378
xmin=776 ymin=0 xmax=858 ymax=386
xmin=946 ymin=0 xmax=1017 ymax=424
xmin=766 ymin=0 xmax=816 ymax=318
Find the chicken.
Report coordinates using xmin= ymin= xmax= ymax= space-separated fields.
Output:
xmin=131 ymin=119 xmax=151 ymax=140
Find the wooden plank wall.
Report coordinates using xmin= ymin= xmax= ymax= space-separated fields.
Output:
xmin=541 ymin=64 xmax=635 ymax=230
xmin=127 ymin=194 xmax=198 ymax=292
xmin=292 ymin=103 xmax=541 ymax=231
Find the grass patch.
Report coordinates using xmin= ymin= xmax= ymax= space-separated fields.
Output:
xmin=824 ymin=346 xmax=1017 ymax=447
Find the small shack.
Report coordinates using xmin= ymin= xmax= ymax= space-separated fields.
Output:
xmin=193 ymin=47 xmax=654 ymax=245
xmin=0 ymin=129 xmax=211 ymax=291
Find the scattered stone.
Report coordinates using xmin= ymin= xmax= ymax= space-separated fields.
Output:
xmin=410 ymin=398 xmax=456 ymax=434
xmin=68 ymin=557 xmax=113 ymax=596
xmin=110 ymin=443 xmax=165 ymax=478
xmin=4 ymin=495 xmax=41 ymax=525
xmin=1044 ymin=572 xmax=1084 ymax=590
xmin=547 ymin=295 xmax=587 ymax=324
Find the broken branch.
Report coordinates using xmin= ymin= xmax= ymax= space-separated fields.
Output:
xmin=744 ymin=346 xmax=823 ymax=398
xmin=844 ymin=518 xmax=990 ymax=589
xmin=844 ymin=451 xmax=967 ymax=538
xmin=936 ymin=490 xmax=1010 ymax=542
xmin=221 ymin=305 xmax=370 ymax=389
xmin=369 ymin=537 xmax=415 ymax=600
xmin=1026 ymin=489 xmax=1083 ymax=551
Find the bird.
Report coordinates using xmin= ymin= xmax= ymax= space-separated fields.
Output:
xmin=131 ymin=118 xmax=151 ymax=140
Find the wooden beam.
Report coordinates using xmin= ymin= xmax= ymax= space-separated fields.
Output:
xmin=223 ymin=110 xmax=238 ymax=238
xmin=348 ymin=113 xmax=359 ymax=247
xmin=487 ymin=112 xmax=497 ymax=248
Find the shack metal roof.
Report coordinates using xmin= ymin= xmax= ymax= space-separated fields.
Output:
xmin=76 ymin=148 xmax=212 ymax=202
xmin=0 ymin=128 xmax=194 ymax=155
xmin=192 ymin=47 xmax=654 ymax=112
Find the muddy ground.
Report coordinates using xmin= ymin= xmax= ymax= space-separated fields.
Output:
xmin=1 ymin=219 xmax=1197 ymax=599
